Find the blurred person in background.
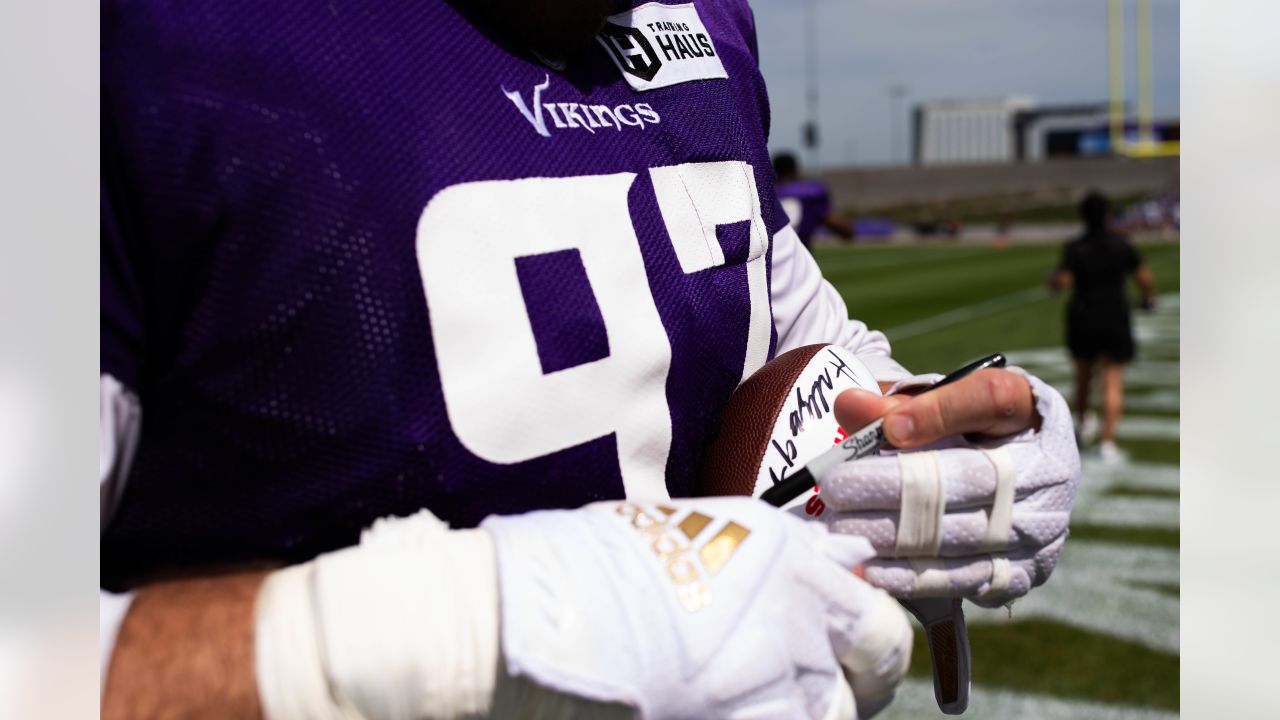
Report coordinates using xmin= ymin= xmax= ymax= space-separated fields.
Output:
xmin=773 ymin=152 xmax=855 ymax=247
xmin=1052 ymin=191 xmax=1157 ymax=463
xmin=993 ymin=216 xmax=1012 ymax=250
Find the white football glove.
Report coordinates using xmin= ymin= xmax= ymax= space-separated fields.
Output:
xmin=817 ymin=368 xmax=1080 ymax=607
xmin=484 ymin=497 xmax=913 ymax=720
xmin=256 ymin=498 xmax=912 ymax=720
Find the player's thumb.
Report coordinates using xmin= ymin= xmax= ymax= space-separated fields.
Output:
xmin=834 ymin=390 xmax=905 ymax=438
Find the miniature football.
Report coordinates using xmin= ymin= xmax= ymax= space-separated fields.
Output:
xmin=697 ymin=343 xmax=882 ymax=516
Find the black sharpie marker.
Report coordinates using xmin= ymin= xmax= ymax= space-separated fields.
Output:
xmin=759 ymin=352 xmax=1006 ymax=508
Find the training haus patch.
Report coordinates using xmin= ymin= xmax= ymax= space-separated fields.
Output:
xmin=597 ymin=2 xmax=729 ymax=92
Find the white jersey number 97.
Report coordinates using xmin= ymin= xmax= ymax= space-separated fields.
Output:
xmin=416 ymin=162 xmax=771 ymax=500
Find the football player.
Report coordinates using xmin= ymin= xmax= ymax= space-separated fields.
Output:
xmin=773 ymin=152 xmax=855 ymax=247
xmin=101 ymin=1 xmax=1080 ymax=718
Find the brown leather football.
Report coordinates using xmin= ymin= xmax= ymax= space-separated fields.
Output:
xmin=696 ymin=343 xmax=882 ymax=511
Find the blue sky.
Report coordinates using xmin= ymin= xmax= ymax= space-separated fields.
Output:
xmin=751 ymin=0 xmax=1181 ymax=167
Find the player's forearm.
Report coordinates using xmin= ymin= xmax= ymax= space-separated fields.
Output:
xmin=823 ymin=214 xmax=854 ymax=239
xmin=102 ymin=570 xmax=268 ymax=720
xmin=1135 ymin=266 xmax=1157 ymax=300
xmin=1050 ymin=269 xmax=1072 ymax=292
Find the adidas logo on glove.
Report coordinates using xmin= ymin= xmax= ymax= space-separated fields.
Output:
xmin=615 ymin=502 xmax=751 ymax=612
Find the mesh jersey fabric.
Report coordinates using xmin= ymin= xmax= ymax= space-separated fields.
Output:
xmin=100 ymin=0 xmax=801 ymax=590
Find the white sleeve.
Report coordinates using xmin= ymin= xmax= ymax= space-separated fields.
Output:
xmin=101 ymin=374 xmax=140 ymax=528
xmin=770 ymin=225 xmax=911 ymax=383
xmin=101 ymin=374 xmax=140 ymax=690
xmin=101 ymin=589 xmax=134 ymax=688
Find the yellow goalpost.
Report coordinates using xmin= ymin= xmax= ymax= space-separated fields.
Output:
xmin=1110 ymin=0 xmax=1179 ymax=158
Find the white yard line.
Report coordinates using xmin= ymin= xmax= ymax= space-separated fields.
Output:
xmin=885 ymin=286 xmax=1051 ymax=340
xmin=1012 ymin=360 xmax=1179 ymax=387
xmin=1116 ymin=416 xmax=1180 ymax=441
xmin=1003 ymin=347 xmax=1075 ymax=367
xmin=1123 ymin=390 xmax=1180 ymax=413
xmin=1076 ymin=497 xmax=1179 ymax=529
xmin=967 ymin=541 xmax=1180 ymax=654
xmin=1089 ymin=461 xmax=1180 ymax=492
xmin=1072 ymin=457 xmax=1180 ymax=529
xmin=1118 ymin=364 xmax=1180 ymax=388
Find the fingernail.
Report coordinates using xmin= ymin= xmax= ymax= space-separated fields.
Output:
xmin=887 ymin=415 xmax=915 ymax=444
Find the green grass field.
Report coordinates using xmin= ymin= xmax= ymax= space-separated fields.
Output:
xmin=814 ymin=241 xmax=1179 ymax=373
xmin=812 ymin=240 xmax=1181 ymax=718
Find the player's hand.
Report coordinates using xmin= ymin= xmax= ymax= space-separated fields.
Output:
xmin=483 ymin=497 xmax=913 ymax=719
xmin=818 ymin=369 xmax=1080 ymax=606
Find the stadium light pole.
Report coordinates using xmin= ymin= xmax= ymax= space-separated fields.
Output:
xmin=803 ymin=0 xmax=820 ymax=169
xmin=887 ymin=84 xmax=907 ymax=165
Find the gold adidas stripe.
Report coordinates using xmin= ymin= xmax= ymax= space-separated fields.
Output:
xmin=698 ymin=521 xmax=750 ymax=576
xmin=678 ymin=511 xmax=712 ymax=539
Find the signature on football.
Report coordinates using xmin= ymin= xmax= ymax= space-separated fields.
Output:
xmin=766 ymin=349 xmax=868 ymax=486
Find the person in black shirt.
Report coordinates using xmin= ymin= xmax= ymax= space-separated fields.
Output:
xmin=1052 ymin=192 xmax=1157 ymax=463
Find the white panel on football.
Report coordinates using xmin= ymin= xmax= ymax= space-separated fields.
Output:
xmin=649 ymin=161 xmax=770 ymax=381
xmin=757 ymin=345 xmax=881 ymax=515
xmin=417 ymin=173 xmax=673 ymax=501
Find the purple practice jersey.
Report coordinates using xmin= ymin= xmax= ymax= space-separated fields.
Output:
xmin=102 ymin=0 xmax=792 ymax=589
xmin=775 ymin=179 xmax=832 ymax=248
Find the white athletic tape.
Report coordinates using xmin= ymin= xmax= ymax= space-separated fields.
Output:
xmin=896 ymin=451 xmax=945 ymax=556
xmin=256 ymin=564 xmax=361 ymax=720
xmin=909 ymin=558 xmax=953 ymax=595
xmin=826 ymin=368 xmax=1079 ymax=610
xmin=979 ymin=447 xmax=1017 ymax=551
xmin=981 ymin=557 xmax=1012 ymax=599
xmin=255 ymin=511 xmax=500 ymax=720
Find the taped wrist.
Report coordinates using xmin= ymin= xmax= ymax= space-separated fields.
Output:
xmin=255 ymin=511 xmax=499 ymax=720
